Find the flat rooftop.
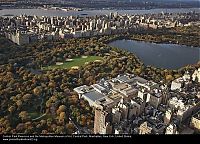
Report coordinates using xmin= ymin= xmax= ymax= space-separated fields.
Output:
xmin=108 ymin=93 xmax=123 ymax=101
xmin=122 ymin=87 xmax=137 ymax=93
xmin=92 ymin=84 xmax=106 ymax=91
xmin=116 ymin=75 xmax=131 ymax=83
xmin=113 ymin=83 xmax=129 ymax=91
xmin=133 ymin=76 xmax=148 ymax=84
xmin=97 ymin=97 xmax=114 ymax=106
xmin=73 ymin=85 xmax=91 ymax=94
xmin=83 ymin=90 xmax=106 ymax=102
xmin=132 ymin=97 xmax=144 ymax=105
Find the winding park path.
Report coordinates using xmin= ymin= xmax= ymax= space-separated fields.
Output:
xmin=32 ymin=93 xmax=46 ymax=121
xmin=32 ymin=113 xmax=47 ymax=121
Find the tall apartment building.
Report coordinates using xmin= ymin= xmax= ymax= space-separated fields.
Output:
xmin=164 ymin=109 xmax=172 ymax=125
xmin=165 ymin=124 xmax=178 ymax=134
xmin=94 ymin=108 xmax=112 ymax=134
xmin=149 ymin=92 xmax=163 ymax=109
xmin=5 ymin=31 xmax=30 ymax=45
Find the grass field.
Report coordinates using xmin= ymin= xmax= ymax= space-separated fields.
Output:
xmin=42 ymin=56 xmax=103 ymax=70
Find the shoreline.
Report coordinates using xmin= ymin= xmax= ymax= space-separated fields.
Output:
xmin=0 ymin=6 xmax=200 ymax=10
xmin=0 ymin=7 xmax=199 ymax=13
xmin=104 ymin=34 xmax=200 ymax=48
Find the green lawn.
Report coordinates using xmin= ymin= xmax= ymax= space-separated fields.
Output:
xmin=42 ymin=56 xmax=103 ymax=70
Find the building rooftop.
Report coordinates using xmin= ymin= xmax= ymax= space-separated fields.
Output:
xmin=73 ymin=85 xmax=92 ymax=94
xmin=153 ymin=93 xmax=163 ymax=98
xmin=108 ymin=93 xmax=123 ymax=101
xmin=121 ymin=87 xmax=138 ymax=96
xmin=115 ymin=75 xmax=131 ymax=83
xmin=133 ymin=76 xmax=148 ymax=85
xmin=113 ymin=83 xmax=129 ymax=91
xmin=83 ymin=90 xmax=106 ymax=102
xmin=96 ymin=97 xmax=114 ymax=107
xmin=131 ymin=97 xmax=144 ymax=105
xmin=173 ymin=77 xmax=184 ymax=83
xmin=91 ymin=83 xmax=109 ymax=94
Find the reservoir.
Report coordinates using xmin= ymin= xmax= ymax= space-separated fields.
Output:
xmin=109 ymin=40 xmax=200 ymax=69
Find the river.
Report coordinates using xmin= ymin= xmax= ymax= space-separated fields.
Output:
xmin=109 ymin=40 xmax=200 ymax=69
xmin=0 ymin=8 xmax=199 ymax=17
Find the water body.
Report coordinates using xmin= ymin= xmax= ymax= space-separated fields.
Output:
xmin=109 ymin=40 xmax=200 ymax=69
xmin=0 ymin=8 xmax=199 ymax=17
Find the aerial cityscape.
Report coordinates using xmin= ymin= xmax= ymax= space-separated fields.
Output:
xmin=0 ymin=0 xmax=200 ymax=141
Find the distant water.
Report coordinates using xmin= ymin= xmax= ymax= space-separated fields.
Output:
xmin=0 ymin=8 xmax=199 ymax=17
xmin=109 ymin=40 xmax=200 ymax=69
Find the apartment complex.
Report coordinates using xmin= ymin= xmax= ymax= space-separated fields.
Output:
xmin=1 ymin=11 xmax=200 ymax=45
xmin=74 ymin=69 xmax=200 ymax=134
